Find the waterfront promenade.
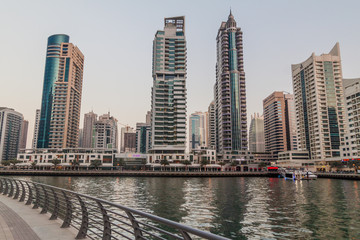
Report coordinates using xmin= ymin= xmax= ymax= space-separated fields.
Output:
xmin=0 ymin=170 xmax=359 ymax=180
xmin=0 ymin=194 xmax=77 ymax=240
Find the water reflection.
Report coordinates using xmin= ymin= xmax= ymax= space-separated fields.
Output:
xmin=16 ymin=176 xmax=360 ymax=239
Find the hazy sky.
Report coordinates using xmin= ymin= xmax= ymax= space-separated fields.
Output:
xmin=1 ymin=0 xmax=360 ymax=148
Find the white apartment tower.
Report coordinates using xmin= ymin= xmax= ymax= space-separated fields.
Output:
xmin=82 ymin=111 xmax=97 ymax=148
xmin=149 ymin=16 xmax=187 ymax=157
xmin=93 ymin=113 xmax=118 ymax=149
xmin=32 ymin=109 xmax=40 ymax=149
xmin=292 ymin=43 xmax=345 ymax=160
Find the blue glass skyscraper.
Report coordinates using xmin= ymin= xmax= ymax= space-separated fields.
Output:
xmin=37 ymin=34 xmax=69 ymax=148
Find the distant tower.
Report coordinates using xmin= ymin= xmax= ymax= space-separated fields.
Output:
xmin=208 ymin=100 xmax=216 ymax=150
xmin=249 ymin=113 xmax=265 ymax=152
xmin=136 ymin=123 xmax=151 ymax=153
xmin=263 ymin=92 xmax=297 ymax=156
xmin=32 ymin=109 xmax=40 ymax=149
xmin=214 ymin=11 xmax=247 ymax=153
xmin=93 ymin=113 xmax=118 ymax=149
xmin=189 ymin=111 xmax=208 ymax=151
xmin=292 ymin=43 xmax=344 ymax=160
xmin=82 ymin=111 xmax=97 ymax=148
xmin=146 ymin=111 xmax=151 ymax=125
xmin=150 ymin=16 xmax=187 ymax=155
xmin=37 ymin=34 xmax=84 ymax=149
xmin=19 ymin=120 xmax=29 ymax=149
xmin=0 ymin=107 xmax=23 ymax=162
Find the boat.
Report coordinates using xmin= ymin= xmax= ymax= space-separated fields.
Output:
xmin=279 ymin=168 xmax=317 ymax=180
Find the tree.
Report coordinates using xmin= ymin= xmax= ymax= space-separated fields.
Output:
xmin=200 ymin=159 xmax=209 ymax=172
xmin=31 ymin=162 xmax=37 ymax=170
xmin=258 ymin=162 xmax=268 ymax=171
xmin=346 ymin=160 xmax=360 ymax=173
xmin=90 ymin=160 xmax=102 ymax=170
xmin=2 ymin=161 xmax=10 ymax=167
xmin=160 ymin=159 xmax=169 ymax=171
xmin=183 ymin=160 xmax=191 ymax=171
xmin=330 ymin=161 xmax=343 ymax=171
xmin=9 ymin=159 xmax=21 ymax=169
xmin=72 ymin=160 xmax=80 ymax=171
xmin=218 ymin=161 xmax=226 ymax=172
xmin=51 ymin=158 xmax=61 ymax=170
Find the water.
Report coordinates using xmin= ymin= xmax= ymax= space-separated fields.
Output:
xmin=17 ymin=176 xmax=360 ymax=239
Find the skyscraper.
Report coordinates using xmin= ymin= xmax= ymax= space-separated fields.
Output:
xmin=263 ymin=92 xmax=297 ymax=156
xmin=37 ymin=34 xmax=84 ymax=149
xmin=93 ymin=113 xmax=118 ymax=149
xmin=82 ymin=111 xmax=97 ymax=148
xmin=249 ymin=113 xmax=265 ymax=152
xmin=19 ymin=120 xmax=29 ymax=149
xmin=208 ymin=101 xmax=216 ymax=150
xmin=189 ymin=111 xmax=208 ymax=151
xmin=32 ymin=109 xmax=40 ymax=149
xmin=214 ymin=11 xmax=247 ymax=153
xmin=146 ymin=111 xmax=151 ymax=125
xmin=292 ymin=43 xmax=344 ymax=160
xmin=120 ymin=126 xmax=135 ymax=152
xmin=0 ymin=108 xmax=23 ymax=162
xmin=136 ymin=123 xmax=151 ymax=154
xmin=149 ymin=16 xmax=187 ymax=156
xmin=340 ymin=78 xmax=360 ymax=158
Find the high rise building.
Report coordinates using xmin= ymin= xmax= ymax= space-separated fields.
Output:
xmin=124 ymin=132 xmax=136 ymax=153
xmin=341 ymin=78 xmax=360 ymax=158
xmin=149 ymin=16 xmax=187 ymax=156
xmin=19 ymin=120 xmax=29 ymax=149
xmin=263 ymin=92 xmax=297 ymax=156
xmin=37 ymin=34 xmax=84 ymax=149
xmin=82 ymin=111 xmax=97 ymax=148
xmin=32 ymin=109 xmax=40 ymax=149
xmin=214 ymin=11 xmax=247 ymax=153
xmin=93 ymin=113 xmax=118 ymax=149
xmin=189 ymin=111 xmax=208 ymax=151
xmin=292 ymin=43 xmax=344 ymax=160
xmin=120 ymin=126 xmax=135 ymax=152
xmin=146 ymin=111 xmax=151 ymax=125
xmin=0 ymin=108 xmax=23 ymax=162
xmin=208 ymin=101 xmax=216 ymax=150
xmin=78 ymin=128 xmax=84 ymax=147
xmin=249 ymin=113 xmax=265 ymax=152
xmin=136 ymin=123 xmax=151 ymax=154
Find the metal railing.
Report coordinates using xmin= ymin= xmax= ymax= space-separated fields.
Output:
xmin=0 ymin=177 xmax=228 ymax=240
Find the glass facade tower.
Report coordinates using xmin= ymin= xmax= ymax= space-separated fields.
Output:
xmin=37 ymin=34 xmax=84 ymax=149
xmin=214 ymin=12 xmax=247 ymax=153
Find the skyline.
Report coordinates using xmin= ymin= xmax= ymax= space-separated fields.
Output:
xmin=1 ymin=0 xmax=360 ymax=148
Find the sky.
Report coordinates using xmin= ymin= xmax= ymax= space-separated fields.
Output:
xmin=1 ymin=0 xmax=360 ymax=148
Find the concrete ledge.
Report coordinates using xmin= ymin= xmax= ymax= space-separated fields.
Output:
xmin=0 ymin=194 xmax=79 ymax=240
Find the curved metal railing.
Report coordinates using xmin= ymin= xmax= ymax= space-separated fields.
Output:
xmin=0 ymin=177 xmax=228 ymax=240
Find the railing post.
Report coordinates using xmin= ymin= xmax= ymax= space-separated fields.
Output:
xmin=0 ymin=178 xmax=3 ymax=193
xmin=180 ymin=230 xmax=192 ymax=240
xmin=40 ymin=185 xmax=49 ymax=214
xmin=126 ymin=211 xmax=143 ymax=239
xmin=97 ymin=201 xmax=111 ymax=240
xmin=49 ymin=188 xmax=59 ymax=220
xmin=8 ymin=179 xmax=14 ymax=197
xmin=75 ymin=195 xmax=88 ymax=239
xmin=61 ymin=191 xmax=72 ymax=228
xmin=33 ymin=184 xmax=40 ymax=209
xmin=3 ymin=179 xmax=8 ymax=195
xmin=25 ymin=182 xmax=33 ymax=205
xmin=13 ymin=180 xmax=20 ymax=199
xmin=19 ymin=181 xmax=26 ymax=202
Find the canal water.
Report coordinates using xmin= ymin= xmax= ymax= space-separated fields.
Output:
xmin=17 ymin=176 xmax=360 ymax=239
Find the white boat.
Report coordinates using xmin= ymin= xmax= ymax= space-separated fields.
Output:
xmin=279 ymin=169 xmax=317 ymax=180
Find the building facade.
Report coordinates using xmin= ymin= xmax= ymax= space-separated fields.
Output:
xmin=82 ymin=111 xmax=97 ymax=148
xmin=263 ymin=92 xmax=297 ymax=156
xmin=120 ymin=126 xmax=135 ymax=152
xmin=32 ymin=109 xmax=40 ymax=149
xmin=292 ymin=43 xmax=345 ymax=160
xmin=19 ymin=120 xmax=29 ymax=149
xmin=342 ymin=78 xmax=360 ymax=158
xmin=189 ymin=111 xmax=208 ymax=151
xmin=0 ymin=108 xmax=23 ymax=162
xmin=149 ymin=16 xmax=187 ymax=158
xmin=214 ymin=11 xmax=247 ymax=153
xmin=136 ymin=123 xmax=151 ymax=154
xmin=208 ymin=100 xmax=216 ymax=150
xmin=37 ymin=34 xmax=84 ymax=149
xmin=249 ymin=113 xmax=265 ymax=152
xmin=93 ymin=113 xmax=118 ymax=149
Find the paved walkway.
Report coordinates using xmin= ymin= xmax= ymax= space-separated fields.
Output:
xmin=0 ymin=194 xmax=78 ymax=240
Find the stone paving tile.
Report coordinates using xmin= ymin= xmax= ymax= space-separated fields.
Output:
xmin=0 ymin=199 xmax=40 ymax=240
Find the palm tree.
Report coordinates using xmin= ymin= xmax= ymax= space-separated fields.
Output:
xmin=230 ymin=161 xmax=238 ymax=172
xmin=72 ymin=160 xmax=80 ymax=171
xmin=330 ymin=161 xmax=343 ymax=171
xmin=51 ymin=158 xmax=61 ymax=170
xmin=90 ymin=159 xmax=102 ymax=170
xmin=183 ymin=160 xmax=191 ymax=171
xmin=31 ymin=162 xmax=37 ymax=170
xmin=160 ymin=159 xmax=169 ymax=171
xmin=219 ymin=161 xmax=225 ymax=171
xmin=200 ymin=159 xmax=209 ymax=172
xmin=9 ymin=159 xmax=21 ymax=169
